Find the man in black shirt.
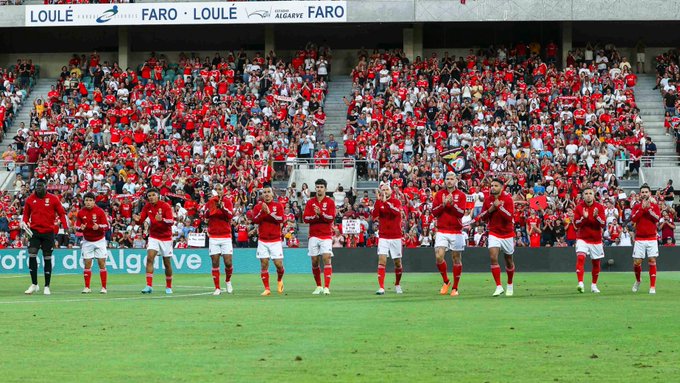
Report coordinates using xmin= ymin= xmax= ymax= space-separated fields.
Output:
xmin=426 ymin=100 xmax=439 ymax=130
xmin=664 ymin=89 xmax=677 ymax=115
xmin=662 ymin=179 xmax=675 ymax=208
xmin=644 ymin=137 xmax=657 ymax=167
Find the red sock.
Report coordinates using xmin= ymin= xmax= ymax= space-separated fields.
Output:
xmin=576 ymin=253 xmax=586 ymax=283
xmin=100 ymin=269 xmax=107 ymax=289
xmin=453 ymin=264 xmax=462 ymax=290
xmin=649 ymin=263 xmax=657 ymax=288
xmin=377 ymin=264 xmax=386 ymax=289
xmin=323 ymin=265 xmax=332 ymax=288
xmin=261 ymin=270 xmax=270 ymax=290
xmin=225 ymin=266 xmax=233 ymax=283
xmin=146 ymin=273 xmax=153 ymax=287
xmin=634 ymin=264 xmax=642 ymax=283
xmin=312 ymin=266 xmax=322 ymax=287
xmin=506 ymin=266 xmax=515 ymax=285
xmin=436 ymin=260 xmax=450 ymax=284
xmin=212 ymin=267 xmax=220 ymax=289
xmin=165 ymin=276 xmax=172 ymax=289
xmin=591 ymin=259 xmax=601 ymax=284
xmin=84 ymin=268 xmax=92 ymax=289
xmin=491 ymin=264 xmax=501 ymax=286
xmin=395 ymin=267 xmax=403 ymax=286
xmin=277 ymin=267 xmax=285 ymax=282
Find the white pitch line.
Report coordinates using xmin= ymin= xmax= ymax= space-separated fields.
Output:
xmin=0 ymin=291 xmax=213 ymax=305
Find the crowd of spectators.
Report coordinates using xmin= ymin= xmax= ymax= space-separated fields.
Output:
xmin=1 ymin=59 xmax=35 ymax=145
xmin=651 ymin=49 xmax=680 ymax=155
xmin=1 ymin=41 xmax=678 ymax=251
xmin=1 ymin=43 xmax=334 ymax=249
xmin=326 ymin=42 xmax=678 ymax=248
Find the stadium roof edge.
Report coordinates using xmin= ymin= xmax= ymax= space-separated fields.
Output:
xmin=2 ymin=0 xmax=678 ymax=28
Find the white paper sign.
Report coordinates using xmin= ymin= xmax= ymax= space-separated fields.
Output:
xmin=188 ymin=233 xmax=207 ymax=247
xmin=342 ymin=219 xmax=360 ymax=235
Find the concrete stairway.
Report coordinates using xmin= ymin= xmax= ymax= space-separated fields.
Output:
xmin=635 ymin=75 xmax=676 ymax=157
xmin=0 ymin=78 xmax=55 ymax=155
xmin=322 ymin=77 xmax=353 ymax=153
xmin=0 ymin=78 xmax=56 ymax=190
xmin=296 ymin=223 xmax=309 ymax=247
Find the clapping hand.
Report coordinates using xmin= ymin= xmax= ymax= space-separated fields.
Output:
xmin=593 ymin=208 xmax=599 ymax=217
xmin=133 ymin=214 xmax=141 ymax=222
xmin=80 ymin=223 xmax=87 ymax=231
xmin=155 ymin=210 xmax=163 ymax=222
xmin=642 ymin=200 xmax=650 ymax=209
xmin=583 ymin=209 xmax=589 ymax=219
xmin=92 ymin=223 xmax=99 ymax=231
xmin=313 ymin=205 xmax=321 ymax=216
xmin=262 ymin=202 xmax=270 ymax=214
xmin=493 ymin=199 xmax=503 ymax=208
xmin=445 ymin=194 xmax=453 ymax=206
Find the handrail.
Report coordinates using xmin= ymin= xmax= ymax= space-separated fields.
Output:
xmin=272 ymin=158 xmax=379 ymax=182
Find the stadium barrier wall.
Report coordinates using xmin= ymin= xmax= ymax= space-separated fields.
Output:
xmin=0 ymin=247 xmax=677 ymax=275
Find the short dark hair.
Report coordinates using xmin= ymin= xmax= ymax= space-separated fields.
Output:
xmin=146 ymin=188 xmax=160 ymax=196
xmin=315 ymin=179 xmax=327 ymax=187
xmin=491 ymin=178 xmax=503 ymax=185
xmin=84 ymin=192 xmax=96 ymax=200
xmin=640 ymin=184 xmax=651 ymax=192
xmin=262 ymin=183 xmax=272 ymax=190
xmin=35 ymin=179 xmax=46 ymax=186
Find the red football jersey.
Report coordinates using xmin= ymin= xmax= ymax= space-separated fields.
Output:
xmin=138 ymin=200 xmax=174 ymax=241
xmin=76 ymin=206 xmax=109 ymax=242
xmin=251 ymin=201 xmax=284 ymax=243
xmin=303 ymin=196 xmax=336 ymax=240
xmin=23 ymin=193 xmax=68 ymax=235
xmin=476 ymin=192 xmax=515 ymax=239
xmin=432 ymin=189 xmax=466 ymax=234
xmin=631 ymin=202 xmax=661 ymax=241
xmin=574 ymin=201 xmax=606 ymax=244
xmin=372 ymin=197 xmax=403 ymax=240
xmin=207 ymin=196 xmax=233 ymax=239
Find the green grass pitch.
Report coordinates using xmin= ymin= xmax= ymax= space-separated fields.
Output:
xmin=1 ymin=272 xmax=679 ymax=383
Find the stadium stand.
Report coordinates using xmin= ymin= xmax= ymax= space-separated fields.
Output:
xmin=0 ymin=41 xmax=677 ymax=250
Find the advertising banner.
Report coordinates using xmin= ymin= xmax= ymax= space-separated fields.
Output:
xmin=25 ymin=1 xmax=347 ymax=27
xmin=0 ymin=248 xmax=311 ymax=274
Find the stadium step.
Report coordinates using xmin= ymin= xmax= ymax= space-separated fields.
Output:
xmin=634 ymin=74 xmax=676 ymax=159
xmin=297 ymin=223 xmax=310 ymax=246
xmin=323 ymin=77 xmax=354 ymax=154
xmin=1 ymin=78 xmax=58 ymax=191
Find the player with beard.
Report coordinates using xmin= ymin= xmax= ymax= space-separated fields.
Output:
xmin=630 ymin=184 xmax=661 ymax=294
xmin=574 ymin=187 xmax=607 ymax=293
xmin=22 ymin=179 xmax=69 ymax=295
xmin=206 ymin=183 xmax=234 ymax=295
xmin=432 ymin=172 xmax=467 ymax=296
xmin=249 ymin=184 xmax=285 ymax=296
xmin=474 ymin=178 xmax=516 ymax=297
xmin=303 ymin=179 xmax=336 ymax=295
xmin=372 ymin=183 xmax=404 ymax=295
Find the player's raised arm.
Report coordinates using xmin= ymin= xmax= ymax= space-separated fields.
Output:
xmin=303 ymin=201 xmax=318 ymax=224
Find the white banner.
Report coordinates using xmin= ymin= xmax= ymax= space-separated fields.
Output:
xmin=187 ymin=233 xmax=206 ymax=248
xmin=25 ymin=1 xmax=346 ymax=27
xmin=342 ymin=219 xmax=360 ymax=235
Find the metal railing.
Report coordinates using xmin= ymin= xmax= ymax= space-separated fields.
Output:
xmin=0 ymin=160 xmax=35 ymax=190
xmin=272 ymin=158 xmax=379 ymax=182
